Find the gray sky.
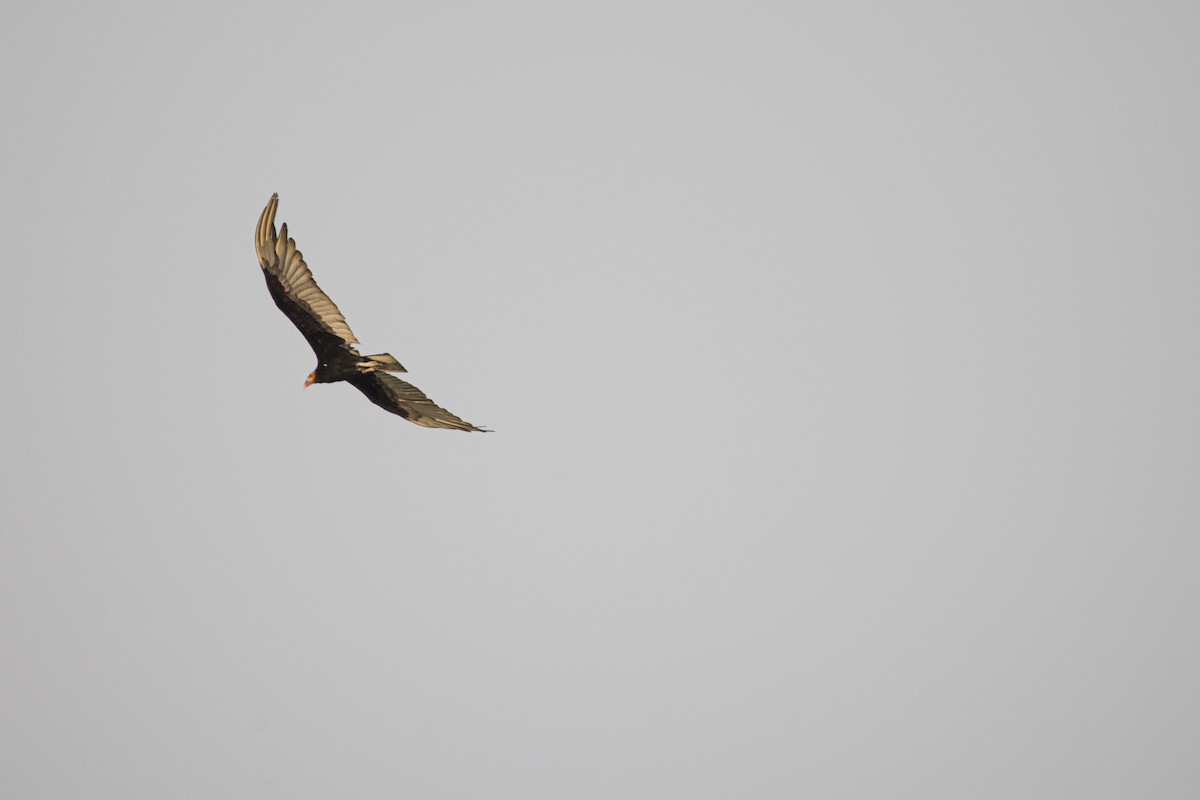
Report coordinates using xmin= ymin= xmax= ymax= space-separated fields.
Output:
xmin=2 ymin=1 xmax=1198 ymax=797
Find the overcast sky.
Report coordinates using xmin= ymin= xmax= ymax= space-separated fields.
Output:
xmin=2 ymin=1 xmax=1198 ymax=797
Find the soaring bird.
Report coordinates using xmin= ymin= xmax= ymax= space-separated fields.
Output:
xmin=254 ymin=194 xmax=488 ymax=431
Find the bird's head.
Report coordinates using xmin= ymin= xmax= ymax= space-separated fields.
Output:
xmin=303 ymin=371 xmax=316 ymax=389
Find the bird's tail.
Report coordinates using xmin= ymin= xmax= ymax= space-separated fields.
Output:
xmin=361 ymin=353 xmax=407 ymax=373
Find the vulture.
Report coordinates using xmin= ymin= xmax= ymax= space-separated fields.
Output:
xmin=254 ymin=194 xmax=488 ymax=431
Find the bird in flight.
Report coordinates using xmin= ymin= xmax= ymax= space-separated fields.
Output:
xmin=254 ymin=194 xmax=489 ymax=431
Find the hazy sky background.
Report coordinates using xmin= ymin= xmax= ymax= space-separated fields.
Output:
xmin=2 ymin=1 xmax=1198 ymax=797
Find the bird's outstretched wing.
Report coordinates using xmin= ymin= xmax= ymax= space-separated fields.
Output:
xmin=347 ymin=372 xmax=490 ymax=432
xmin=255 ymin=194 xmax=361 ymax=361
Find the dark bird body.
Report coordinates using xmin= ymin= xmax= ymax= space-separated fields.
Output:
xmin=254 ymin=194 xmax=488 ymax=431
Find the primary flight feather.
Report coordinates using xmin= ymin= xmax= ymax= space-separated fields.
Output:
xmin=254 ymin=194 xmax=488 ymax=432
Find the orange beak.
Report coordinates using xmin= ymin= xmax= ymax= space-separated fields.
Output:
xmin=303 ymin=371 xmax=316 ymax=389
